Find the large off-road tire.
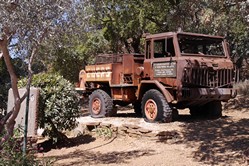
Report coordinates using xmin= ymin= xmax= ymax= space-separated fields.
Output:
xmin=141 ymin=89 xmax=172 ymax=123
xmin=189 ymin=106 xmax=203 ymax=117
xmin=89 ymin=89 xmax=113 ymax=118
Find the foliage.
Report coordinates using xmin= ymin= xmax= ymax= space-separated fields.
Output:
xmin=88 ymin=0 xmax=249 ymax=64
xmin=18 ymin=73 xmax=81 ymax=140
xmin=0 ymin=128 xmax=39 ymax=166
xmin=48 ymin=31 xmax=109 ymax=82
xmin=94 ymin=126 xmax=113 ymax=139
xmin=0 ymin=0 xmax=88 ymax=58
xmin=0 ymin=58 xmax=27 ymax=110
xmin=0 ymin=0 xmax=88 ymax=145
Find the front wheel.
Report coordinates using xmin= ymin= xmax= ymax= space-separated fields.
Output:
xmin=141 ymin=89 xmax=172 ymax=123
xmin=89 ymin=89 xmax=113 ymax=118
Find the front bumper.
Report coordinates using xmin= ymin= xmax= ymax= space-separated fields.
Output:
xmin=181 ymin=88 xmax=236 ymax=101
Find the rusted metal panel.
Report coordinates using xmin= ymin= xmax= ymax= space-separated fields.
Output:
xmin=95 ymin=54 xmax=123 ymax=64
xmin=137 ymin=80 xmax=174 ymax=103
xmin=111 ymin=63 xmax=123 ymax=85
xmin=85 ymin=64 xmax=112 ymax=82
xmin=111 ymin=87 xmax=136 ymax=102
xmin=145 ymin=32 xmax=224 ymax=40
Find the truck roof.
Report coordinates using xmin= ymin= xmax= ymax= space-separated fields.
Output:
xmin=145 ymin=31 xmax=224 ymax=40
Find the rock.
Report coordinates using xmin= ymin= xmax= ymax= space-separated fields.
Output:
xmin=119 ymin=126 xmax=128 ymax=131
xmin=122 ymin=124 xmax=140 ymax=129
xmin=118 ymin=130 xmax=127 ymax=136
xmin=110 ymin=126 xmax=118 ymax=132
xmin=144 ymin=132 xmax=157 ymax=137
xmin=100 ymin=123 xmax=111 ymax=127
xmin=128 ymin=133 xmax=140 ymax=138
xmin=85 ymin=122 xmax=101 ymax=131
xmin=138 ymin=128 xmax=152 ymax=134
xmin=127 ymin=129 xmax=141 ymax=135
xmin=156 ymin=131 xmax=175 ymax=137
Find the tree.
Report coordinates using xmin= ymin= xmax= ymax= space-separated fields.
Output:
xmin=0 ymin=0 xmax=88 ymax=146
xmin=88 ymin=0 xmax=248 ymax=60
xmin=50 ymin=31 xmax=110 ymax=82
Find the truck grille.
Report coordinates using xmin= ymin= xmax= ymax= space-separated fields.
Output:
xmin=183 ymin=67 xmax=234 ymax=88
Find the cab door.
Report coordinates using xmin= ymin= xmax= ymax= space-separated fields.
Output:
xmin=144 ymin=37 xmax=177 ymax=86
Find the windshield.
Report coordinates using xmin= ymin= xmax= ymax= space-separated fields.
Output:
xmin=178 ymin=34 xmax=225 ymax=56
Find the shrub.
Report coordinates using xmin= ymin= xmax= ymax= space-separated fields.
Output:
xmin=0 ymin=128 xmax=38 ymax=166
xmin=19 ymin=73 xmax=81 ymax=141
xmin=0 ymin=127 xmax=54 ymax=166
xmin=234 ymin=80 xmax=249 ymax=96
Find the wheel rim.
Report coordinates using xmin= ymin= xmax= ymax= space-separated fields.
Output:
xmin=92 ymin=98 xmax=101 ymax=115
xmin=145 ymin=99 xmax=158 ymax=121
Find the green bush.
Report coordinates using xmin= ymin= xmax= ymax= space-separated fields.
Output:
xmin=19 ymin=73 xmax=81 ymax=140
xmin=0 ymin=128 xmax=38 ymax=166
xmin=0 ymin=127 xmax=54 ymax=166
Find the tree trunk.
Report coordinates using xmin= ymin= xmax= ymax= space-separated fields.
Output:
xmin=0 ymin=36 xmax=21 ymax=145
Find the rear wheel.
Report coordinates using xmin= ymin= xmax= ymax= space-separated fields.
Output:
xmin=141 ymin=89 xmax=172 ymax=123
xmin=89 ymin=89 xmax=113 ymax=118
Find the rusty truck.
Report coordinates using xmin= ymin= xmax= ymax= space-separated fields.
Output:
xmin=77 ymin=31 xmax=237 ymax=123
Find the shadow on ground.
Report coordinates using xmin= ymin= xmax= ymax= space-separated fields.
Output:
xmin=50 ymin=149 xmax=155 ymax=166
xmin=38 ymin=134 xmax=96 ymax=152
xmin=77 ymin=98 xmax=249 ymax=165
xmin=181 ymin=118 xmax=249 ymax=165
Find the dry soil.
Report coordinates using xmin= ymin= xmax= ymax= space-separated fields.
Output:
xmin=38 ymin=102 xmax=249 ymax=166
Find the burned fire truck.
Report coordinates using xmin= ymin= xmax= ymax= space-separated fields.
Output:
xmin=77 ymin=32 xmax=237 ymax=123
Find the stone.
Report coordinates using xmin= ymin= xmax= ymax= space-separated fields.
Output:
xmin=127 ymin=128 xmax=141 ymax=135
xmin=144 ymin=132 xmax=157 ymax=137
xmin=85 ymin=122 xmax=101 ymax=131
xmin=156 ymin=131 xmax=174 ymax=137
xmin=118 ymin=130 xmax=127 ymax=136
xmin=110 ymin=126 xmax=118 ymax=132
xmin=119 ymin=126 xmax=128 ymax=131
xmin=100 ymin=123 xmax=111 ymax=127
xmin=122 ymin=124 xmax=140 ymax=129
xmin=128 ymin=133 xmax=140 ymax=138
xmin=138 ymin=128 xmax=152 ymax=134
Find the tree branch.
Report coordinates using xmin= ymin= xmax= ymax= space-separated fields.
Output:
xmin=0 ymin=91 xmax=27 ymax=141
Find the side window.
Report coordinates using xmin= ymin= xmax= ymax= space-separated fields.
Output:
xmin=146 ymin=41 xmax=151 ymax=59
xmin=166 ymin=38 xmax=175 ymax=57
xmin=154 ymin=38 xmax=175 ymax=58
xmin=154 ymin=39 xmax=164 ymax=58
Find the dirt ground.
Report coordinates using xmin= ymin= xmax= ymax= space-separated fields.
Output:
xmin=38 ymin=101 xmax=249 ymax=166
